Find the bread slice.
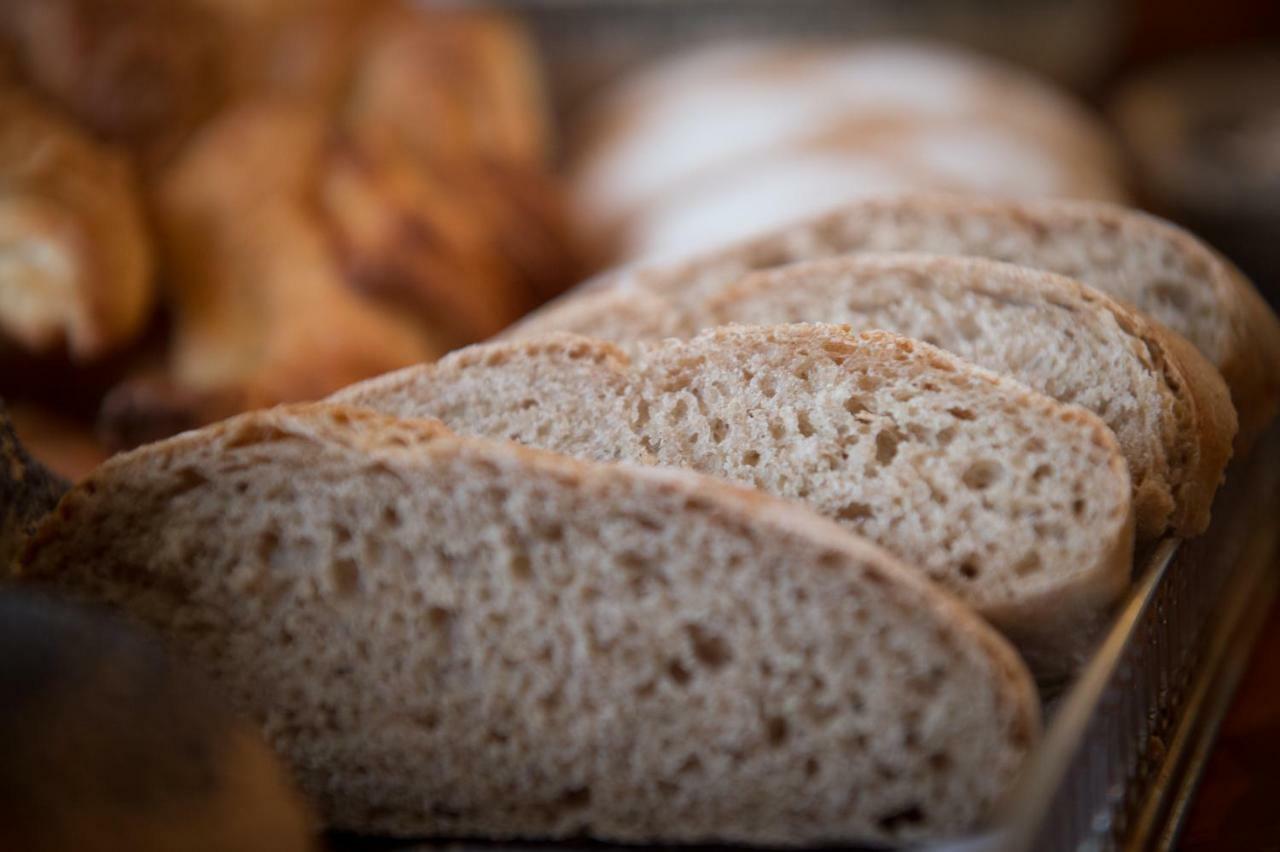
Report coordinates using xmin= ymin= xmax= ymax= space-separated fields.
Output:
xmin=335 ymin=326 xmax=1135 ymax=673
xmin=649 ymin=254 xmax=1229 ymax=540
xmin=511 ymin=194 xmax=1280 ymax=448
xmin=14 ymin=403 xmax=1039 ymax=846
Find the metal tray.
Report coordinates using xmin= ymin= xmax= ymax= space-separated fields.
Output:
xmin=989 ymin=423 xmax=1280 ymax=852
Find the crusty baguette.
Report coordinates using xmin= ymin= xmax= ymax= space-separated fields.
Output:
xmin=593 ymin=253 xmax=1230 ymax=540
xmin=335 ymin=326 xmax=1135 ymax=673
xmin=511 ymin=194 xmax=1280 ymax=448
xmin=14 ymin=403 xmax=1039 ymax=846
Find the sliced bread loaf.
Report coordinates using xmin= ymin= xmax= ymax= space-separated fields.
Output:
xmin=14 ymin=403 xmax=1039 ymax=846
xmin=511 ymin=194 xmax=1280 ymax=447
xmin=335 ymin=326 xmax=1135 ymax=672
xmin=686 ymin=254 xmax=1233 ymax=539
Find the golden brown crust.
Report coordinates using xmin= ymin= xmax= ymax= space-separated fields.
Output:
xmin=0 ymin=0 xmax=228 ymax=167
xmin=1133 ymin=319 xmax=1238 ymax=536
xmin=106 ymin=99 xmax=435 ymax=449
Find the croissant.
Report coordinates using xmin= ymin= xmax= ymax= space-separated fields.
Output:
xmin=0 ymin=86 xmax=153 ymax=360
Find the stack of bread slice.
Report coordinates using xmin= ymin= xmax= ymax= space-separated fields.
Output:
xmin=12 ymin=195 xmax=1278 ymax=846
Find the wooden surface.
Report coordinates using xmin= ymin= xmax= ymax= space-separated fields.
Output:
xmin=1177 ymin=589 xmax=1280 ymax=850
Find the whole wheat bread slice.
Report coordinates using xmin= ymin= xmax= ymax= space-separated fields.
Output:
xmin=335 ymin=326 xmax=1135 ymax=673
xmin=14 ymin=403 xmax=1038 ymax=846
xmin=510 ymin=194 xmax=1280 ymax=448
xmin=630 ymin=254 xmax=1229 ymax=540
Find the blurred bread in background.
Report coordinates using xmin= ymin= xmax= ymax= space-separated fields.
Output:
xmin=0 ymin=0 xmax=228 ymax=169
xmin=0 ymin=86 xmax=153 ymax=360
xmin=570 ymin=41 xmax=1128 ymax=262
xmin=0 ymin=0 xmax=585 ymax=463
xmin=1110 ymin=50 xmax=1280 ymax=303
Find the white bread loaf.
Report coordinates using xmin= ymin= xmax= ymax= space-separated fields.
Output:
xmin=571 ymin=43 xmax=1125 ymax=261
xmin=513 ymin=195 xmax=1280 ymax=449
xmin=335 ymin=326 xmax=1135 ymax=674
xmin=15 ymin=403 xmax=1039 ymax=846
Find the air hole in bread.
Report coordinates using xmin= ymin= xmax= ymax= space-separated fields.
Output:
xmin=333 ymin=522 xmax=352 ymax=545
xmin=667 ymin=659 xmax=692 ymax=686
xmin=677 ymin=755 xmax=702 ymax=777
xmin=554 ymin=786 xmax=591 ymax=814
xmin=962 ymin=460 xmax=1002 ymax=491
xmin=766 ymin=716 xmax=789 ymax=746
xmin=877 ymin=804 xmax=925 ymax=832
xmin=1013 ymin=552 xmax=1042 ymax=576
xmin=166 ymin=466 xmax=210 ymax=497
xmin=1151 ymin=281 xmax=1191 ymax=310
xmin=797 ymin=411 xmax=815 ymax=438
xmin=671 ymin=399 xmax=688 ymax=421
xmin=537 ymin=521 xmax=565 ymax=543
xmin=837 ymin=501 xmax=873 ymax=522
xmin=1032 ymin=464 xmax=1053 ymax=482
xmin=769 ymin=421 xmax=785 ymax=440
xmin=331 ymin=558 xmax=360 ymax=596
xmin=711 ymin=419 xmax=729 ymax=443
xmin=874 ymin=427 xmax=901 ymax=465
xmin=635 ymin=399 xmax=650 ymax=428
xmin=742 ymin=450 xmax=760 ymax=467
xmin=955 ymin=314 xmax=982 ymax=341
xmin=687 ymin=624 xmax=732 ymax=670
xmin=510 ymin=553 xmax=532 ymax=581
xmin=959 ymin=560 xmax=981 ymax=580
xmin=427 ymin=606 xmax=452 ymax=631
xmin=822 ymin=340 xmax=854 ymax=362
xmin=256 ymin=527 xmax=280 ymax=564
xmin=1072 ymin=498 xmax=1087 ymax=517
xmin=844 ymin=395 xmax=869 ymax=416
xmin=226 ymin=423 xmax=299 ymax=449
xmin=382 ymin=506 xmax=401 ymax=529
xmin=947 ymin=407 xmax=975 ymax=421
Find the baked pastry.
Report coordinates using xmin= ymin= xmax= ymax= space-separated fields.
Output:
xmin=92 ymin=2 xmax=582 ymax=447
xmin=16 ymin=402 xmax=1039 ymax=845
xmin=334 ymin=326 xmax=1134 ymax=675
xmin=0 ymin=86 xmax=153 ymax=359
xmin=99 ymin=99 xmax=435 ymax=449
xmin=0 ymin=0 xmax=228 ymax=168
